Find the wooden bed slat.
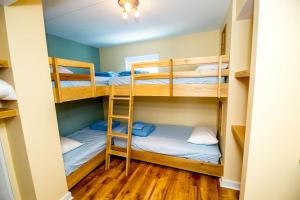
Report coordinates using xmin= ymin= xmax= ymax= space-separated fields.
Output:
xmin=134 ymin=69 xmax=230 ymax=80
xmin=173 ymin=84 xmax=228 ymax=97
xmin=66 ymin=151 xmax=105 ymax=189
xmin=173 ymin=55 xmax=229 ymax=66
xmin=112 ymin=146 xmax=223 ymax=177
xmin=132 ymin=55 xmax=230 ymax=70
xmin=51 ymin=73 xmax=91 ymax=81
xmin=54 ymin=58 xmax=94 ymax=69
xmin=111 ymin=84 xmax=228 ymax=97
xmin=132 ymin=60 xmax=170 ymax=69
xmin=53 ymin=86 xmax=95 ymax=103
xmin=95 ymin=86 xmax=110 ymax=96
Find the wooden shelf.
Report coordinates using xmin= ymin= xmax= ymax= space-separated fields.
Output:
xmin=0 ymin=60 xmax=9 ymax=68
xmin=232 ymin=125 xmax=246 ymax=150
xmin=0 ymin=108 xmax=17 ymax=120
xmin=235 ymin=70 xmax=250 ymax=78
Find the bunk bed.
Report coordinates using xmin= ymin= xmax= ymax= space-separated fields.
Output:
xmin=54 ymin=55 xmax=229 ymax=186
xmin=49 ymin=55 xmax=229 ymax=103
xmin=49 ymin=57 xmax=110 ymax=103
xmin=110 ymin=55 xmax=229 ymax=98
xmin=105 ymin=55 xmax=228 ymax=177
xmin=62 ymin=125 xmax=111 ymax=189
xmin=112 ymin=123 xmax=224 ymax=177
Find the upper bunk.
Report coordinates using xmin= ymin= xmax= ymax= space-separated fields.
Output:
xmin=49 ymin=57 xmax=110 ymax=103
xmin=50 ymin=55 xmax=229 ymax=103
xmin=112 ymin=55 xmax=229 ymax=98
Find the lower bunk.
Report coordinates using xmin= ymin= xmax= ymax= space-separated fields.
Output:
xmin=112 ymin=123 xmax=223 ymax=177
xmin=62 ymin=127 xmax=107 ymax=189
xmin=61 ymin=123 xmax=224 ymax=189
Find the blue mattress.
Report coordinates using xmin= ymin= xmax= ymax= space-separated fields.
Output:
xmin=109 ymin=76 xmax=226 ymax=86
xmin=52 ymin=76 xmax=110 ymax=88
xmin=52 ymin=75 xmax=226 ymax=87
xmin=63 ymin=127 xmax=107 ymax=176
xmin=63 ymin=125 xmax=126 ymax=176
xmin=113 ymin=124 xmax=221 ymax=164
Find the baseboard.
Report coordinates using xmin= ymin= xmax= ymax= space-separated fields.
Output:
xmin=219 ymin=177 xmax=240 ymax=191
xmin=60 ymin=192 xmax=73 ymax=200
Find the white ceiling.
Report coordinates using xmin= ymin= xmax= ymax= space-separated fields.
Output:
xmin=43 ymin=0 xmax=230 ymax=48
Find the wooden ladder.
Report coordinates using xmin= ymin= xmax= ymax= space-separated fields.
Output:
xmin=105 ymin=86 xmax=134 ymax=176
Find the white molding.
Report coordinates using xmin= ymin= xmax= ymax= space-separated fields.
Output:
xmin=219 ymin=177 xmax=240 ymax=191
xmin=60 ymin=192 xmax=73 ymax=200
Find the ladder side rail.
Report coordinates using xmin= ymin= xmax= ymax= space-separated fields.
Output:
xmin=105 ymin=86 xmax=114 ymax=170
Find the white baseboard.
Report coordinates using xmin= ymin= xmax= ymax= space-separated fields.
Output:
xmin=219 ymin=177 xmax=240 ymax=191
xmin=60 ymin=192 xmax=73 ymax=200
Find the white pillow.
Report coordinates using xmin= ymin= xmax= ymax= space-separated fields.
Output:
xmin=0 ymin=80 xmax=17 ymax=100
xmin=196 ymin=63 xmax=228 ymax=71
xmin=50 ymin=66 xmax=74 ymax=74
xmin=60 ymin=137 xmax=83 ymax=154
xmin=187 ymin=126 xmax=218 ymax=145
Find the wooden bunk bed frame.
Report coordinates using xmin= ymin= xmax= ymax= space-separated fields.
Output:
xmin=109 ymin=100 xmax=225 ymax=178
xmin=113 ymin=55 xmax=229 ymax=98
xmin=66 ymin=151 xmax=105 ymax=189
xmin=49 ymin=57 xmax=109 ymax=103
xmin=54 ymin=55 xmax=228 ymax=188
xmin=50 ymin=55 xmax=229 ymax=103
xmin=108 ymin=55 xmax=228 ymax=177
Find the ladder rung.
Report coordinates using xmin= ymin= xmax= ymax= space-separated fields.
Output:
xmin=110 ymin=115 xmax=129 ymax=119
xmin=112 ymin=97 xmax=130 ymax=100
xmin=109 ymin=150 xmax=127 ymax=158
xmin=109 ymin=132 xmax=128 ymax=139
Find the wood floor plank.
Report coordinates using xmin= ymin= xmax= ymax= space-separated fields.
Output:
xmin=114 ymin=162 xmax=151 ymax=200
xmin=71 ymin=157 xmax=239 ymax=200
xmin=149 ymin=167 xmax=176 ymax=200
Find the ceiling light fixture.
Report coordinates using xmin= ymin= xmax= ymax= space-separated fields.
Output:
xmin=122 ymin=10 xmax=128 ymax=19
xmin=118 ymin=0 xmax=140 ymax=19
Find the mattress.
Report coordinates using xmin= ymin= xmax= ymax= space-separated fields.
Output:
xmin=109 ymin=76 xmax=226 ymax=86
xmin=52 ymin=76 xmax=110 ymax=88
xmin=63 ymin=127 xmax=107 ymax=176
xmin=113 ymin=124 xmax=221 ymax=164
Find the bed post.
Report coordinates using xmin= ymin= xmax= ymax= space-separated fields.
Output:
xmin=131 ymin=63 xmax=136 ymax=96
xmin=169 ymin=59 xmax=174 ymax=97
xmin=217 ymin=100 xmax=224 ymax=137
xmin=89 ymin=63 xmax=96 ymax=97
xmin=217 ymin=55 xmax=222 ymax=98
xmin=52 ymin=57 xmax=62 ymax=103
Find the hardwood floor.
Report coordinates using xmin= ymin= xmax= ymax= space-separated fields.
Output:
xmin=71 ymin=158 xmax=239 ymax=200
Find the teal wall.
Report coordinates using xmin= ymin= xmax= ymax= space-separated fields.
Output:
xmin=46 ymin=34 xmax=100 ymax=71
xmin=46 ymin=34 xmax=104 ymax=136
xmin=55 ymin=98 xmax=103 ymax=136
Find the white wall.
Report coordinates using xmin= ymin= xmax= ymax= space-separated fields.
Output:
xmin=241 ymin=0 xmax=300 ymax=199
xmin=100 ymin=31 xmax=220 ymax=71
xmin=101 ymin=31 xmax=221 ymax=128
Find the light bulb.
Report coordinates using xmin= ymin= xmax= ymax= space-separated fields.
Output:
xmin=122 ymin=11 xmax=128 ymax=19
xmin=124 ymin=2 xmax=132 ymax=11
xmin=134 ymin=9 xmax=140 ymax=18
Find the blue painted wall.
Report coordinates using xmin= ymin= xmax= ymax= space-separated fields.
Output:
xmin=46 ymin=34 xmax=100 ymax=71
xmin=55 ymin=98 xmax=103 ymax=136
xmin=46 ymin=34 xmax=103 ymax=136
